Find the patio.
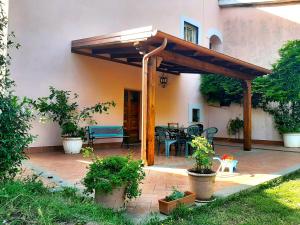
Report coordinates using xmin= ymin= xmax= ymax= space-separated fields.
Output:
xmin=23 ymin=142 xmax=300 ymax=221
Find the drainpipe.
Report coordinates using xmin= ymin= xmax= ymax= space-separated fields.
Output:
xmin=141 ymin=38 xmax=167 ymax=164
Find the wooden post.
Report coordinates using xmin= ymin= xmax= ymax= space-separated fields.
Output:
xmin=146 ymin=57 xmax=157 ymax=166
xmin=243 ymin=80 xmax=252 ymax=151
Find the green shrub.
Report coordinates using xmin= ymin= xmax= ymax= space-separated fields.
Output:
xmin=227 ymin=117 xmax=244 ymax=138
xmin=31 ymin=87 xmax=115 ymax=139
xmin=83 ymin=155 xmax=145 ymax=200
xmin=190 ymin=136 xmax=215 ymax=174
xmin=257 ymin=40 xmax=300 ymax=133
xmin=0 ymin=3 xmax=34 ymax=182
xmin=200 ymin=74 xmax=243 ymax=106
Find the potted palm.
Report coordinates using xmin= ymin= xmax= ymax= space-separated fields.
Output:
xmin=32 ymin=86 xmax=115 ymax=154
xmin=187 ymin=136 xmax=216 ymax=200
xmin=82 ymin=148 xmax=145 ymax=209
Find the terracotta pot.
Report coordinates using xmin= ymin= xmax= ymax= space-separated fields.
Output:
xmin=187 ymin=170 xmax=216 ymax=200
xmin=62 ymin=137 xmax=83 ymax=154
xmin=158 ymin=191 xmax=195 ymax=215
xmin=95 ymin=186 xmax=126 ymax=210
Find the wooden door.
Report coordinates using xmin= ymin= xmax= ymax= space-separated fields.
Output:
xmin=123 ymin=90 xmax=140 ymax=143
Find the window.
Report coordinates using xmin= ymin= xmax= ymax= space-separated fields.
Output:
xmin=189 ymin=104 xmax=202 ymax=123
xmin=184 ymin=22 xmax=199 ymax=44
xmin=209 ymin=35 xmax=222 ymax=52
xmin=192 ymin=108 xmax=200 ymax=122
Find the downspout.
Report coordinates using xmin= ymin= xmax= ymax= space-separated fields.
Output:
xmin=141 ymin=38 xmax=167 ymax=164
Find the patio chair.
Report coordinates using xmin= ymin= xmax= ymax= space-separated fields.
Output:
xmin=156 ymin=128 xmax=178 ymax=157
xmin=185 ymin=125 xmax=201 ymax=157
xmin=202 ymin=127 xmax=218 ymax=150
xmin=168 ymin=122 xmax=179 ymax=129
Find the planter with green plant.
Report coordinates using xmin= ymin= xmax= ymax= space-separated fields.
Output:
xmin=32 ymin=87 xmax=115 ymax=154
xmin=227 ymin=117 xmax=244 ymax=139
xmin=82 ymin=147 xmax=145 ymax=209
xmin=254 ymin=40 xmax=300 ymax=147
xmin=187 ymin=136 xmax=216 ymax=200
xmin=158 ymin=187 xmax=195 ymax=215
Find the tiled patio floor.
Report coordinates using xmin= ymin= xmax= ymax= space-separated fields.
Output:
xmin=24 ymin=142 xmax=300 ymax=221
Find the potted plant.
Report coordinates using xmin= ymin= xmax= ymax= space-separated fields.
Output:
xmin=253 ymin=40 xmax=300 ymax=147
xmin=32 ymin=86 xmax=115 ymax=154
xmin=82 ymin=148 xmax=145 ymax=209
xmin=158 ymin=187 xmax=195 ymax=215
xmin=227 ymin=117 xmax=244 ymax=139
xmin=272 ymin=103 xmax=300 ymax=147
xmin=187 ymin=136 xmax=216 ymax=200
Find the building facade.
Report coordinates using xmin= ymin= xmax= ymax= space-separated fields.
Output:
xmin=7 ymin=0 xmax=300 ymax=148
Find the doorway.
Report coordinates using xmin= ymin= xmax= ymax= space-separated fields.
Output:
xmin=123 ymin=90 xmax=140 ymax=143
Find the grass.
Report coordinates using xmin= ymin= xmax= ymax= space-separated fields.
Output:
xmin=0 ymin=177 xmax=132 ymax=225
xmin=0 ymin=171 xmax=299 ymax=225
xmin=146 ymin=170 xmax=300 ymax=225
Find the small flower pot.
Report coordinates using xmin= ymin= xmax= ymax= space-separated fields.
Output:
xmin=187 ymin=170 xmax=216 ymax=200
xmin=95 ymin=186 xmax=126 ymax=210
xmin=158 ymin=191 xmax=196 ymax=215
xmin=62 ymin=137 xmax=83 ymax=154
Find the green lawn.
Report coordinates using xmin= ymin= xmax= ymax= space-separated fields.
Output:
xmin=0 ymin=177 xmax=132 ymax=225
xmin=0 ymin=171 xmax=299 ymax=225
xmin=147 ymin=170 xmax=300 ymax=225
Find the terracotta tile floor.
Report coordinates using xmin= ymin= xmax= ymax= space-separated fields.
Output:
xmin=24 ymin=142 xmax=300 ymax=220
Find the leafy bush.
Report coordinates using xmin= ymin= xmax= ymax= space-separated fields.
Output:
xmin=0 ymin=4 xmax=34 ymax=182
xmin=31 ymin=87 xmax=115 ymax=139
xmin=190 ymin=136 xmax=215 ymax=174
xmin=256 ymin=40 xmax=300 ymax=133
xmin=83 ymin=155 xmax=145 ymax=200
xmin=200 ymin=74 xmax=243 ymax=106
xmin=227 ymin=117 xmax=244 ymax=138
xmin=165 ymin=187 xmax=185 ymax=202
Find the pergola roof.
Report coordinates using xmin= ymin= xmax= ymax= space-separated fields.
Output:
xmin=71 ymin=26 xmax=271 ymax=80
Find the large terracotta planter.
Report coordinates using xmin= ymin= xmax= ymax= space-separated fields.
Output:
xmin=158 ymin=191 xmax=196 ymax=215
xmin=62 ymin=137 xmax=83 ymax=154
xmin=283 ymin=133 xmax=300 ymax=148
xmin=95 ymin=186 xmax=126 ymax=210
xmin=187 ymin=170 xmax=216 ymax=200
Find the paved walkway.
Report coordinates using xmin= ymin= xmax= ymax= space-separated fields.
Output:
xmin=23 ymin=142 xmax=300 ymax=222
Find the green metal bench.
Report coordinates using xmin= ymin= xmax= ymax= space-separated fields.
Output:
xmin=87 ymin=126 xmax=129 ymax=148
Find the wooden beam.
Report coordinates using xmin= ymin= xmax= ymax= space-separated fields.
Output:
xmin=72 ymin=49 xmax=179 ymax=75
xmin=159 ymin=50 xmax=256 ymax=80
xmin=243 ymin=80 xmax=252 ymax=151
xmin=146 ymin=57 xmax=157 ymax=166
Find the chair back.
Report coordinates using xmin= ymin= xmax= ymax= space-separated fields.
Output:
xmin=202 ymin=127 xmax=218 ymax=144
xmin=187 ymin=125 xmax=200 ymax=138
xmin=196 ymin=124 xmax=204 ymax=134
xmin=156 ymin=127 xmax=167 ymax=142
xmin=168 ymin=122 xmax=179 ymax=129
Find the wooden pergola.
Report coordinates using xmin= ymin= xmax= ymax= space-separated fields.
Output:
xmin=71 ymin=26 xmax=271 ymax=166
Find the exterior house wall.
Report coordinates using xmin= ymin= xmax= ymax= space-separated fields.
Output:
xmin=8 ymin=0 xmax=221 ymax=147
xmin=207 ymin=3 xmax=300 ymax=141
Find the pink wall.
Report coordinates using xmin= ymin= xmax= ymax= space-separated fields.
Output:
xmin=207 ymin=3 xmax=300 ymax=141
xmin=8 ymin=0 xmax=222 ymax=147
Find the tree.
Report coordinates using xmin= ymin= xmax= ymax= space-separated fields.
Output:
xmin=0 ymin=1 xmax=34 ymax=182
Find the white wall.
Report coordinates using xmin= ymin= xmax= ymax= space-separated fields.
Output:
xmin=206 ymin=104 xmax=281 ymax=141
